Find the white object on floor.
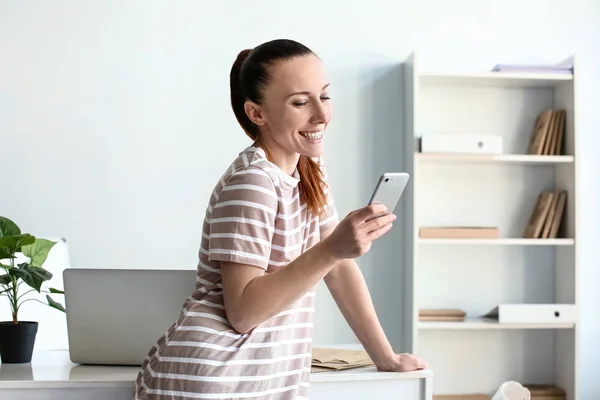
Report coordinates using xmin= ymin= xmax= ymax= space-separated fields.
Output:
xmin=491 ymin=381 xmax=531 ymax=400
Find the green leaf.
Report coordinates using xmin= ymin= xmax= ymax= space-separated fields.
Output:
xmin=0 ymin=273 xmax=11 ymax=285
xmin=48 ymin=287 xmax=64 ymax=294
xmin=22 ymin=238 xmax=56 ymax=268
xmin=0 ymin=248 xmax=15 ymax=261
xmin=46 ymin=295 xmax=66 ymax=312
xmin=0 ymin=217 xmax=21 ymax=238
xmin=0 ymin=234 xmax=35 ymax=253
xmin=10 ymin=265 xmax=53 ymax=292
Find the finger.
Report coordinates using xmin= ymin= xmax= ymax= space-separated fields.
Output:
xmin=358 ymin=203 xmax=389 ymax=222
xmin=364 ymin=213 xmax=396 ymax=233
xmin=365 ymin=222 xmax=393 ymax=241
xmin=411 ymin=355 xmax=427 ymax=369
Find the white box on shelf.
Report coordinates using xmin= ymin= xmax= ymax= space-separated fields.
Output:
xmin=419 ymin=134 xmax=503 ymax=154
xmin=482 ymin=304 xmax=577 ymax=324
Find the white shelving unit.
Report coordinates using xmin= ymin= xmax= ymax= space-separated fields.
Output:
xmin=401 ymin=51 xmax=578 ymax=398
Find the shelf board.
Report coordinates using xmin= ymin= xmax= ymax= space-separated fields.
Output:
xmin=416 ymin=153 xmax=574 ymax=164
xmin=419 ymin=318 xmax=574 ymax=330
xmin=418 ymin=71 xmax=573 ymax=88
xmin=418 ymin=238 xmax=574 ymax=246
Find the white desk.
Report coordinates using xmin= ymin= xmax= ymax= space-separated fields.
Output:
xmin=0 ymin=350 xmax=433 ymax=400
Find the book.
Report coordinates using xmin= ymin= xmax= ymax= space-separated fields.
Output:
xmin=524 ymin=383 xmax=566 ymax=399
xmin=523 ymin=190 xmax=567 ymax=238
xmin=527 ymin=109 xmax=567 ymax=155
xmin=419 ymin=308 xmax=466 ymax=322
xmin=419 ymin=227 xmax=499 ymax=239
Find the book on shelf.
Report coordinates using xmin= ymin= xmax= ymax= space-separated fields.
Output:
xmin=523 ymin=190 xmax=567 ymax=239
xmin=524 ymin=384 xmax=566 ymax=399
xmin=419 ymin=226 xmax=499 ymax=239
xmin=419 ymin=308 xmax=466 ymax=322
xmin=527 ymin=109 xmax=567 ymax=155
xmin=432 ymin=384 xmax=566 ymax=400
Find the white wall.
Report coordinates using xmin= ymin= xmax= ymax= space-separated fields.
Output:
xmin=1 ymin=0 xmax=599 ymax=396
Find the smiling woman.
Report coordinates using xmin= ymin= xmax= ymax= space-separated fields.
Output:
xmin=133 ymin=39 xmax=425 ymax=400
xmin=230 ymin=41 xmax=332 ymax=216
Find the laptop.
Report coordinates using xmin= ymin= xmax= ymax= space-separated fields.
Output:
xmin=63 ymin=268 xmax=197 ymax=365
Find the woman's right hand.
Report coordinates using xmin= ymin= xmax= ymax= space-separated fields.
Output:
xmin=322 ymin=203 xmax=396 ymax=260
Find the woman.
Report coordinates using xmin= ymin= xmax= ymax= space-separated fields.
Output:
xmin=134 ymin=38 xmax=426 ymax=400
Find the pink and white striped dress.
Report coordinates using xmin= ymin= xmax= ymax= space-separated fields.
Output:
xmin=134 ymin=145 xmax=339 ymax=399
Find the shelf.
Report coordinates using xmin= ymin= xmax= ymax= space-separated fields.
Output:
xmin=419 ymin=318 xmax=575 ymax=330
xmin=418 ymin=238 xmax=574 ymax=246
xmin=416 ymin=153 xmax=574 ymax=164
xmin=404 ymin=52 xmax=577 ymax=398
xmin=419 ymin=71 xmax=573 ymax=88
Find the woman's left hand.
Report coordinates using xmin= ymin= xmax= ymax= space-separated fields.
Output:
xmin=376 ymin=353 xmax=427 ymax=372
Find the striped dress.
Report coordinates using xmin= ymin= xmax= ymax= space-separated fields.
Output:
xmin=134 ymin=145 xmax=339 ymax=399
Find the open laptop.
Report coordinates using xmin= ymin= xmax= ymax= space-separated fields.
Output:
xmin=63 ymin=268 xmax=197 ymax=365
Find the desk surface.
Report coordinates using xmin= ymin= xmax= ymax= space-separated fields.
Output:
xmin=0 ymin=349 xmax=432 ymax=389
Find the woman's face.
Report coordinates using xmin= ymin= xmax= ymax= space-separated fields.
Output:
xmin=245 ymin=54 xmax=332 ymax=171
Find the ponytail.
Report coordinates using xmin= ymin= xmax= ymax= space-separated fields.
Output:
xmin=230 ymin=49 xmax=259 ymax=140
xmin=228 ymin=39 xmax=328 ymax=217
xmin=298 ymin=155 xmax=328 ymax=216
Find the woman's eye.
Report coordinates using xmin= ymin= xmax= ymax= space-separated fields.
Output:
xmin=293 ymin=96 xmax=331 ymax=107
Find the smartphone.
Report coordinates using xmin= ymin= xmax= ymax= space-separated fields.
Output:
xmin=367 ymin=172 xmax=410 ymax=213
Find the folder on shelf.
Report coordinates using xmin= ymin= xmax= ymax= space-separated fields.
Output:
xmin=310 ymin=348 xmax=373 ymax=373
xmin=481 ymin=304 xmax=576 ymax=324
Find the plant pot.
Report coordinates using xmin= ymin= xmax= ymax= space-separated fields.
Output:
xmin=0 ymin=321 xmax=38 ymax=363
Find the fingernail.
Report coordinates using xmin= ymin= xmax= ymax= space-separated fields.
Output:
xmin=393 ymin=214 xmax=397 ymax=220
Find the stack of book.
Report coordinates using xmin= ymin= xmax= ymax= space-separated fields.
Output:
xmin=524 ymin=384 xmax=566 ymax=399
xmin=527 ymin=109 xmax=567 ymax=155
xmin=433 ymin=384 xmax=565 ymax=400
xmin=419 ymin=226 xmax=499 ymax=239
xmin=523 ymin=190 xmax=567 ymax=239
xmin=419 ymin=309 xmax=466 ymax=322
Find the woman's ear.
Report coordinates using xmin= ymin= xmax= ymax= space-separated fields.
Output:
xmin=244 ymin=101 xmax=266 ymax=126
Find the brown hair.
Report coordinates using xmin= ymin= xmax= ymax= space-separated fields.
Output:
xmin=229 ymin=39 xmax=328 ymax=217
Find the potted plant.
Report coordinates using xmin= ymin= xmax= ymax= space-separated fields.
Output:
xmin=0 ymin=216 xmax=66 ymax=363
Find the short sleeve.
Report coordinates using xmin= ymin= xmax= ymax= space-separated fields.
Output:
xmin=317 ymin=158 xmax=339 ymax=237
xmin=208 ymin=167 xmax=278 ymax=270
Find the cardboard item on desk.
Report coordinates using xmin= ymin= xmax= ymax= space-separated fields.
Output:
xmin=311 ymin=348 xmax=373 ymax=373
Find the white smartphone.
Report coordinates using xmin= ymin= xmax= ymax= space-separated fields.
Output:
xmin=367 ymin=172 xmax=410 ymax=213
